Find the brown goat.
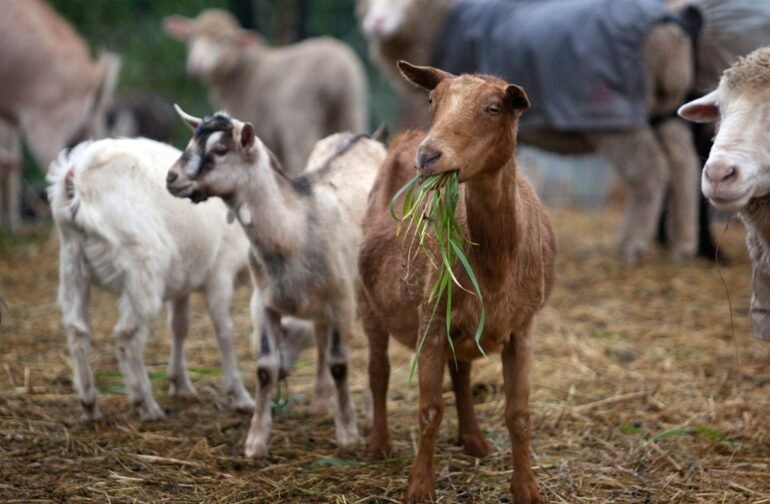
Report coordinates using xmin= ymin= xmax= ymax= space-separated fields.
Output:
xmin=358 ymin=62 xmax=556 ymax=503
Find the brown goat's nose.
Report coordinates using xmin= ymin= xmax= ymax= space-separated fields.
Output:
xmin=166 ymin=171 xmax=178 ymax=185
xmin=417 ymin=146 xmax=442 ymax=170
xmin=704 ymin=161 xmax=738 ymax=185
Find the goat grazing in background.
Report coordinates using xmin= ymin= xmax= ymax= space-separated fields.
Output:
xmin=358 ymin=62 xmax=556 ymax=503
xmin=166 ymin=107 xmax=386 ymax=457
xmin=679 ymin=48 xmax=770 ymax=343
xmin=358 ymin=0 xmax=700 ymax=265
xmin=164 ymin=9 xmax=369 ymax=176
xmin=48 ymin=138 xmax=256 ymax=421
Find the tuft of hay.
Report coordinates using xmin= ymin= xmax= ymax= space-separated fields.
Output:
xmin=0 ymin=209 xmax=769 ymax=503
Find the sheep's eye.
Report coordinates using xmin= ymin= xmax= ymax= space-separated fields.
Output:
xmin=486 ymin=103 xmax=502 ymax=115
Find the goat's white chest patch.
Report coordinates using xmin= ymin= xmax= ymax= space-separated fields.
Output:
xmin=238 ymin=206 xmax=252 ymax=226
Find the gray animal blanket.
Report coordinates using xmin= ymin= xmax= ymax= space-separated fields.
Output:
xmin=432 ymin=0 xmax=675 ymax=131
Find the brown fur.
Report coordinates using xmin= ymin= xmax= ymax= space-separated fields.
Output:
xmin=358 ymin=63 xmax=556 ymax=503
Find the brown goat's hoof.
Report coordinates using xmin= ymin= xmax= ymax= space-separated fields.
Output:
xmin=460 ymin=435 xmax=491 ymax=458
xmin=368 ymin=441 xmax=393 ymax=460
xmin=404 ymin=480 xmax=436 ymax=503
xmin=510 ymin=477 xmax=543 ymax=504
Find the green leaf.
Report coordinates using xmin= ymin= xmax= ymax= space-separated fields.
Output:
xmin=310 ymin=458 xmax=360 ymax=467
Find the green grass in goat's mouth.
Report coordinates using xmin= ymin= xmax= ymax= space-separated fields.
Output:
xmin=390 ymin=171 xmax=486 ymax=381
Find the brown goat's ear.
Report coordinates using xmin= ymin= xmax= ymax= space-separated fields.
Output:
xmin=398 ymin=61 xmax=454 ymax=91
xmin=163 ymin=15 xmax=193 ymax=41
xmin=505 ymin=85 xmax=530 ymax=113
xmin=241 ymin=123 xmax=256 ymax=149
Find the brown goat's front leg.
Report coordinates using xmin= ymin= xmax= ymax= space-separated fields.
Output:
xmin=363 ymin=303 xmax=392 ymax=459
xmin=501 ymin=327 xmax=542 ymax=504
xmin=449 ymin=360 xmax=490 ymax=457
xmin=406 ymin=327 xmax=446 ymax=503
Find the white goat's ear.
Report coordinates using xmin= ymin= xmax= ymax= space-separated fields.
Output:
xmin=174 ymin=104 xmax=202 ymax=131
xmin=398 ymin=60 xmax=455 ymax=91
xmin=163 ymin=15 xmax=194 ymax=41
xmin=241 ymin=123 xmax=256 ymax=149
xmin=678 ymin=90 xmax=719 ymax=123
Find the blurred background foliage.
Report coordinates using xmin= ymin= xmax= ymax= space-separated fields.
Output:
xmin=46 ymin=0 xmax=398 ymax=147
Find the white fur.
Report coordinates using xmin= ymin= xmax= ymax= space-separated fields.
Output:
xmin=48 ymin=137 xmax=257 ymax=420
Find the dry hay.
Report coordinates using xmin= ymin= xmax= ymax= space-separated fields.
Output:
xmin=0 ymin=208 xmax=768 ymax=503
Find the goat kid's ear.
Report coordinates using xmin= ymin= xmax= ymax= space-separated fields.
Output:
xmin=163 ymin=15 xmax=193 ymax=41
xmin=505 ymin=84 xmax=530 ymax=113
xmin=398 ymin=60 xmax=454 ymax=91
xmin=174 ymin=104 xmax=202 ymax=131
xmin=236 ymin=29 xmax=264 ymax=47
xmin=678 ymin=89 xmax=719 ymax=123
xmin=240 ymin=122 xmax=256 ymax=149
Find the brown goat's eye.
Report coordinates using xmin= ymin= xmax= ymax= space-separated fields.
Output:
xmin=486 ymin=103 xmax=502 ymax=115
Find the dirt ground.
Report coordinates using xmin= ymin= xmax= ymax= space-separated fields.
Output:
xmin=0 ymin=209 xmax=768 ymax=503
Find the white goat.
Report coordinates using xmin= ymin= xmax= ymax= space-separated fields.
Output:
xmin=166 ymin=107 xmax=386 ymax=457
xmin=164 ymin=9 xmax=369 ymax=176
xmin=679 ymin=47 xmax=770 ymax=342
xmin=48 ymin=138 xmax=257 ymax=421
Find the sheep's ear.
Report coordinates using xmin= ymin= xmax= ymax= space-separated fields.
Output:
xmin=678 ymin=90 xmax=719 ymax=123
xmin=241 ymin=122 xmax=256 ymax=149
xmin=505 ymin=84 xmax=530 ymax=113
xmin=163 ymin=15 xmax=194 ymax=41
xmin=174 ymin=104 xmax=202 ymax=131
xmin=398 ymin=60 xmax=454 ymax=91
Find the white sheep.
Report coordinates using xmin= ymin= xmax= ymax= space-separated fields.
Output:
xmin=679 ymin=47 xmax=770 ymax=342
xmin=166 ymin=107 xmax=386 ymax=457
xmin=48 ymin=137 xmax=257 ymax=421
xmin=358 ymin=0 xmax=701 ymax=264
xmin=164 ymin=9 xmax=369 ymax=176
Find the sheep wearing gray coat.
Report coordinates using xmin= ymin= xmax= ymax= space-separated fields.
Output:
xmin=358 ymin=0 xmax=701 ymax=264
xmin=164 ymin=9 xmax=369 ymax=176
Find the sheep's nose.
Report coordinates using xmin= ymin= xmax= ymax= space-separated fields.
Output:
xmin=417 ymin=146 xmax=442 ymax=171
xmin=166 ymin=171 xmax=178 ymax=185
xmin=704 ymin=161 xmax=738 ymax=185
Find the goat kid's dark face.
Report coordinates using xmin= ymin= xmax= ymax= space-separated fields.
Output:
xmin=166 ymin=108 xmax=257 ymax=203
xmin=397 ymin=61 xmax=530 ymax=181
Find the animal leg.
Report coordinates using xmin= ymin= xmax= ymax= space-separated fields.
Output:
xmin=449 ymin=360 xmax=490 ymax=457
xmin=166 ymin=296 xmax=196 ymax=399
xmin=324 ymin=320 xmax=360 ymax=449
xmin=310 ymin=320 xmax=333 ymax=415
xmin=114 ymin=298 xmax=164 ymax=421
xmin=205 ymin=279 xmax=254 ymax=412
xmin=501 ymin=325 xmax=542 ymax=504
xmin=363 ymin=297 xmax=392 ymax=459
xmin=406 ymin=323 xmax=446 ymax=503
xmin=244 ymin=307 xmax=281 ymax=458
xmin=59 ymin=238 xmax=100 ymax=420
xmin=655 ymin=118 xmax=699 ymax=261
xmin=594 ymin=129 xmax=670 ymax=264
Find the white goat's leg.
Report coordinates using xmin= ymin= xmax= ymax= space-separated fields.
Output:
xmin=594 ymin=128 xmax=670 ymax=264
xmin=244 ymin=307 xmax=281 ymax=458
xmin=59 ymin=239 xmax=100 ymax=420
xmin=656 ymin=118 xmax=699 ymax=261
xmin=278 ymin=317 xmax=314 ymax=377
xmin=114 ymin=297 xmax=164 ymax=421
xmin=310 ymin=320 xmax=333 ymax=415
xmin=324 ymin=315 xmax=360 ymax=449
xmin=204 ymin=279 xmax=254 ymax=412
xmin=166 ymin=296 xmax=196 ymax=399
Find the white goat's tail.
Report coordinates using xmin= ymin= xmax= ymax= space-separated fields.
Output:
xmin=46 ymin=140 xmax=118 ymax=224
